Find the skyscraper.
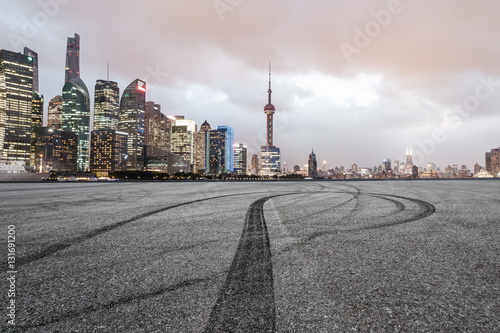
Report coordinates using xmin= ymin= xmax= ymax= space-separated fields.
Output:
xmin=171 ymin=118 xmax=196 ymax=169
xmin=48 ymin=95 xmax=63 ymax=130
xmin=65 ymin=33 xmax=80 ymax=83
xmin=145 ymin=101 xmax=170 ymax=150
xmin=233 ymin=143 xmax=247 ymax=175
xmin=0 ymin=49 xmax=34 ymax=164
xmin=195 ymin=120 xmax=211 ymax=174
xmin=259 ymin=65 xmax=281 ymax=176
xmin=90 ymin=129 xmax=128 ymax=174
xmin=118 ymin=79 xmax=146 ymax=171
xmin=61 ymin=33 xmax=90 ymax=171
xmin=308 ymin=149 xmax=318 ymax=178
xmin=35 ymin=127 xmax=78 ymax=172
xmin=217 ymin=126 xmax=234 ymax=173
xmin=206 ymin=129 xmax=227 ymax=175
xmin=30 ymin=93 xmax=43 ymax=168
xmin=62 ymin=78 xmax=90 ymax=171
xmin=250 ymin=153 xmax=259 ymax=175
xmin=93 ymin=80 xmax=120 ymax=130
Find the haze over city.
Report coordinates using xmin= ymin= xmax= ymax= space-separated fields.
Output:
xmin=2 ymin=0 xmax=499 ymax=169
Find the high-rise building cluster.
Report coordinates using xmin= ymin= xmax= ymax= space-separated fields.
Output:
xmin=0 ymin=33 xmax=261 ymax=177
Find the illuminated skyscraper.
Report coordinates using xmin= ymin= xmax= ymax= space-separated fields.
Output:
xmin=65 ymin=33 xmax=80 ymax=83
xmin=48 ymin=95 xmax=63 ymax=130
xmin=259 ymin=64 xmax=281 ymax=176
xmin=61 ymin=33 xmax=90 ymax=171
xmin=217 ymin=126 xmax=234 ymax=172
xmin=35 ymin=127 xmax=78 ymax=172
xmin=233 ymin=143 xmax=247 ymax=175
xmin=62 ymin=78 xmax=90 ymax=171
xmin=90 ymin=129 xmax=128 ymax=174
xmin=30 ymin=93 xmax=43 ymax=168
xmin=0 ymin=49 xmax=34 ymax=164
xmin=171 ymin=118 xmax=196 ymax=168
xmin=93 ymin=80 xmax=120 ymax=130
xmin=206 ymin=128 xmax=228 ymax=175
xmin=145 ymin=101 xmax=170 ymax=150
xmin=118 ymin=79 xmax=146 ymax=171
xmin=195 ymin=120 xmax=211 ymax=174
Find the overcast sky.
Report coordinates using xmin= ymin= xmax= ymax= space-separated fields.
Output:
xmin=2 ymin=0 xmax=499 ymax=170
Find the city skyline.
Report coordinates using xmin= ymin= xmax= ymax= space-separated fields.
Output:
xmin=2 ymin=1 xmax=500 ymax=170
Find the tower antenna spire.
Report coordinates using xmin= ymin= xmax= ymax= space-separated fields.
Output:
xmin=107 ymin=62 xmax=109 ymax=81
xmin=268 ymin=61 xmax=272 ymax=104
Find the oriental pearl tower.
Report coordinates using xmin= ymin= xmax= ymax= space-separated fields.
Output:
xmin=264 ymin=64 xmax=275 ymax=147
xmin=259 ymin=63 xmax=281 ymax=177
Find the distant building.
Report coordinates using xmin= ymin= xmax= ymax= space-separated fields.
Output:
xmin=0 ymin=49 xmax=34 ymax=165
xmin=473 ymin=163 xmax=481 ymax=175
xmin=48 ymin=95 xmax=63 ymax=130
xmin=93 ymin=80 xmax=120 ymax=131
xmin=62 ymin=77 xmax=90 ymax=171
xmin=485 ymin=152 xmax=492 ymax=173
xmin=34 ymin=127 xmax=78 ymax=172
xmin=145 ymin=101 xmax=170 ymax=150
xmin=259 ymin=146 xmax=281 ymax=176
xmin=171 ymin=118 xmax=196 ymax=169
xmin=393 ymin=158 xmax=400 ymax=176
xmin=89 ymin=129 xmax=128 ymax=174
xmin=217 ymin=126 xmax=234 ymax=173
xmin=250 ymin=154 xmax=259 ymax=175
xmin=233 ymin=143 xmax=247 ymax=175
xmin=308 ymin=149 xmax=318 ymax=178
xmin=62 ymin=34 xmax=90 ymax=171
xmin=383 ymin=159 xmax=392 ymax=172
xmin=145 ymin=145 xmax=190 ymax=174
xmin=205 ymin=128 xmax=231 ymax=175
xmin=118 ymin=79 xmax=146 ymax=171
xmin=65 ymin=33 xmax=80 ymax=82
xmin=490 ymin=147 xmax=500 ymax=177
xmin=30 ymin=93 xmax=44 ymax=170
xmin=194 ymin=120 xmax=211 ymax=174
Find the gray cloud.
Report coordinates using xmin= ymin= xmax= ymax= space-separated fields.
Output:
xmin=1 ymin=0 xmax=499 ymax=170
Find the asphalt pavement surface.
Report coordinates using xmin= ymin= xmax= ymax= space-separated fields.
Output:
xmin=1 ymin=180 xmax=499 ymax=332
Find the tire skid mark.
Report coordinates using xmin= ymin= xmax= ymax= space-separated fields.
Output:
xmin=204 ymin=193 xmax=295 ymax=333
xmin=358 ymin=193 xmax=436 ymax=230
xmin=364 ymin=194 xmax=406 ymax=217
xmin=17 ymin=273 xmax=220 ymax=330
xmin=15 ymin=191 xmax=271 ymax=267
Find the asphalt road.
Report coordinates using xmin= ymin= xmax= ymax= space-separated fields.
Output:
xmin=1 ymin=180 xmax=499 ymax=332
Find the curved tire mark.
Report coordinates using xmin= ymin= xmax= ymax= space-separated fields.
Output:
xmin=205 ymin=193 xmax=294 ymax=333
xmin=15 ymin=191 xmax=270 ymax=267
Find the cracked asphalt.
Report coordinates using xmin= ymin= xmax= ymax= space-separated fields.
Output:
xmin=1 ymin=180 xmax=499 ymax=332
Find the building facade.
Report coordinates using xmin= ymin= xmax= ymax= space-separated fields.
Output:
xmin=93 ymin=80 xmax=120 ymax=131
xmin=171 ymin=118 xmax=196 ymax=169
xmin=0 ymin=49 xmax=34 ymax=165
xmin=65 ymin=33 xmax=80 ymax=82
xmin=118 ymin=79 xmax=146 ymax=171
xmin=62 ymin=78 xmax=90 ymax=171
xmin=217 ymin=126 xmax=234 ymax=173
xmin=145 ymin=101 xmax=170 ymax=151
xmin=34 ymin=126 xmax=78 ymax=172
xmin=308 ymin=149 xmax=318 ymax=178
xmin=30 ymin=93 xmax=43 ymax=169
xmin=194 ymin=120 xmax=211 ymax=174
xmin=90 ymin=129 xmax=128 ymax=174
xmin=48 ymin=95 xmax=63 ymax=130
xmin=233 ymin=143 xmax=247 ymax=175
xmin=250 ymin=154 xmax=259 ymax=175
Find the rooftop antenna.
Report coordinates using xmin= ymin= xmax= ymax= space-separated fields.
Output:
xmin=268 ymin=61 xmax=272 ymax=104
